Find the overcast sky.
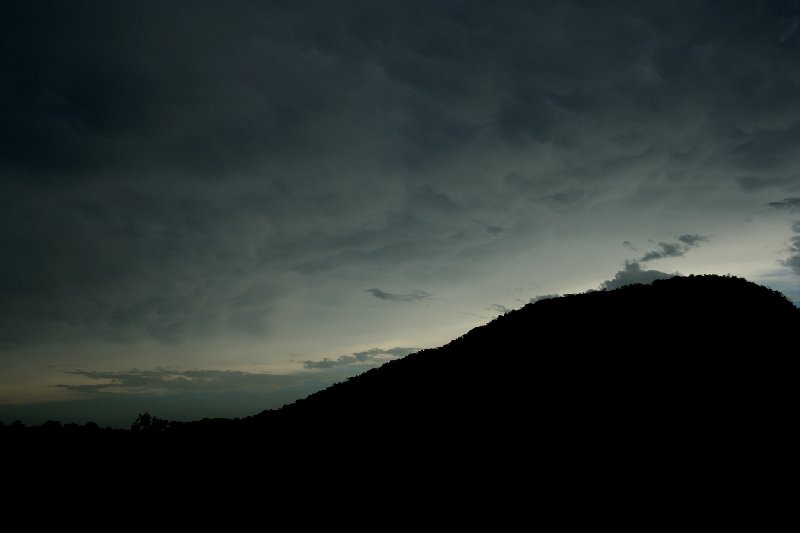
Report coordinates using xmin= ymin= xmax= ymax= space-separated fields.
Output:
xmin=2 ymin=1 xmax=800 ymax=427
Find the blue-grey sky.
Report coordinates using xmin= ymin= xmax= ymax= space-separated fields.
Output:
xmin=2 ymin=1 xmax=800 ymax=427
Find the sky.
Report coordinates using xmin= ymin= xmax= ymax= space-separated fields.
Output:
xmin=2 ymin=1 xmax=800 ymax=427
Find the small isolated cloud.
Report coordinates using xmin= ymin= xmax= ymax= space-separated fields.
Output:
xmin=600 ymin=261 xmax=677 ymax=290
xmin=639 ymin=234 xmax=708 ymax=262
xmin=640 ymin=242 xmax=687 ymax=262
xmin=545 ymin=189 xmax=584 ymax=205
xmin=302 ymin=347 xmax=416 ymax=370
xmin=488 ymin=303 xmax=510 ymax=315
xmin=472 ymin=219 xmax=506 ymax=234
xmin=677 ymin=234 xmax=708 ymax=247
xmin=486 ymin=225 xmax=506 ymax=235
xmin=767 ymin=197 xmax=800 ymax=211
xmin=366 ymin=288 xmax=431 ymax=303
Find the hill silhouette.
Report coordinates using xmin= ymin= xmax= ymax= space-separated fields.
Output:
xmin=239 ymin=275 xmax=797 ymax=446
xmin=4 ymin=275 xmax=797 ymax=463
xmin=4 ymin=274 xmax=796 ymax=518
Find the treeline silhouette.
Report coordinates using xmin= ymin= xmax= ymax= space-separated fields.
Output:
xmin=3 ymin=275 xmax=797 ymax=461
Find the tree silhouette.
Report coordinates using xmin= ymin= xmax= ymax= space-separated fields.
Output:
xmin=130 ymin=412 xmax=168 ymax=433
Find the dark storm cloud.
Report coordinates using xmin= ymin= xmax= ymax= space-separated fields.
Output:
xmin=601 ymin=261 xmax=676 ymax=290
xmin=737 ymin=176 xmax=792 ymax=192
xmin=768 ymin=197 xmax=800 ymax=211
xmin=366 ymin=288 xmax=431 ymax=303
xmin=0 ymin=188 xmax=282 ymax=346
xmin=1 ymin=1 xmax=398 ymax=179
xmin=302 ymin=347 xmax=416 ymax=369
xmin=5 ymin=0 xmax=800 ymax=179
xmin=4 ymin=1 xmax=800 ymax=348
xmin=730 ymin=124 xmax=800 ymax=173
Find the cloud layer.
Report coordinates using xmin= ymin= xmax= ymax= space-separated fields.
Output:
xmin=768 ymin=197 xmax=800 ymax=211
xmin=3 ymin=3 xmax=800 ymax=423
xmin=366 ymin=289 xmax=432 ymax=303
xmin=600 ymin=262 xmax=676 ymax=291
xmin=4 ymin=2 xmax=800 ymax=350
xmin=782 ymin=221 xmax=800 ymax=274
xmin=55 ymin=369 xmax=309 ymax=395
xmin=302 ymin=347 xmax=416 ymax=369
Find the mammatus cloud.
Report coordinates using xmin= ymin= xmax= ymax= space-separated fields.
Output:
xmin=600 ymin=261 xmax=677 ymax=290
xmin=366 ymin=288 xmax=431 ymax=303
xmin=768 ymin=197 xmax=800 ymax=211
xmin=302 ymin=347 xmax=416 ymax=369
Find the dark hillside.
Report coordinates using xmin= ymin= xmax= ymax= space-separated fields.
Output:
xmin=5 ymin=275 xmax=797 ymax=473
xmin=228 ymin=275 xmax=795 ymax=514
xmin=237 ymin=275 xmax=796 ymax=465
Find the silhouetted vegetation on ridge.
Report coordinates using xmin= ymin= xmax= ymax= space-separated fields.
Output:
xmin=2 ymin=275 xmax=797 ymax=455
